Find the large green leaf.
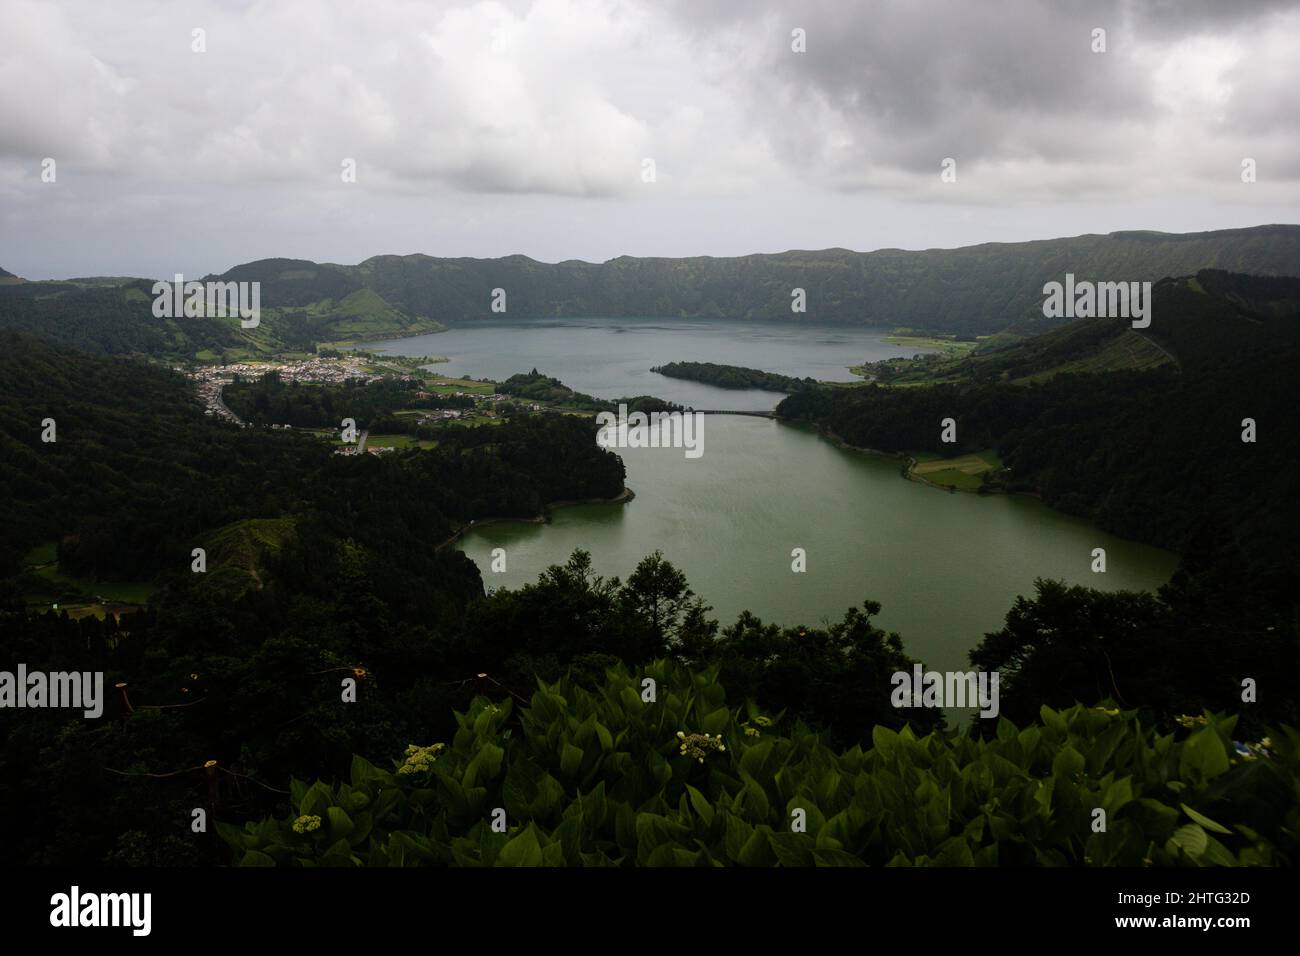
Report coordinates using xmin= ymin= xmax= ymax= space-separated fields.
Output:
xmin=350 ymin=754 xmax=383 ymax=788
xmin=1168 ymin=823 xmax=1208 ymax=859
xmin=1052 ymin=745 xmax=1086 ymax=780
xmin=723 ymin=812 xmax=754 ymax=862
xmin=1180 ymin=803 xmax=1232 ymax=835
xmin=701 ymin=706 xmax=730 ymax=736
xmin=299 ymin=781 xmax=332 ymax=819
xmin=560 ymin=742 xmax=584 ymax=778
xmin=769 ymin=831 xmax=814 ymax=866
xmin=497 ymin=825 xmax=544 ymax=867
xmin=871 ymin=725 xmax=900 ymax=760
xmin=319 ymin=837 xmax=357 ymax=866
xmin=1179 ymin=727 xmax=1229 ymax=782
xmin=326 ymin=806 xmax=354 ymax=841
xmin=463 ymin=742 xmax=505 ymax=789
xmin=736 ymin=828 xmax=775 ymax=866
xmin=1039 ymin=705 xmax=1067 ymax=737
xmin=1102 ymin=776 xmax=1133 ymax=815
xmin=576 ymin=781 xmax=608 ymax=830
xmin=740 ymin=739 xmax=774 ymax=777
xmin=685 ymin=784 xmax=714 ymax=825
xmin=739 ymin=771 xmax=771 ymax=819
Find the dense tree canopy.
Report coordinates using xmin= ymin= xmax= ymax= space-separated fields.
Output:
xmin=2 ymin=268 xmax=1297 ymax=868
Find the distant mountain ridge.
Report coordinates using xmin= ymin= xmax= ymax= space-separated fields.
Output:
xmin=2 ymin=225 xmax=1298 ymax=356
xmin=211 ymin=225 xmax=1300 ymax=335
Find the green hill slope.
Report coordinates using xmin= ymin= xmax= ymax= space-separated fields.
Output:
xmin=0 ymin=270 xmax=440 ymax=360
xmin=868 ymin=269 xmax=1300 ymax=384
xmin=7 ymin=227 xmax=1298 ymax=353
xmin=0 ymin=280 xmax=251 ymax=358
xmin=197 ymin=516 xmax=299 ymax=599
xmin=777 ymin=271 xmax=1300 ymax=559
xmin=341 ymin=226 xmax=1300 ymax=334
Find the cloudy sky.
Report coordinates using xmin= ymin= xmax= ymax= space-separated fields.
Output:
xmin=1 ymin=0 xmax=1297 ymax=279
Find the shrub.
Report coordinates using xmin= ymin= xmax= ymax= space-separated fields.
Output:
xmin=219 ymin=660 xmax=1298 ymax=866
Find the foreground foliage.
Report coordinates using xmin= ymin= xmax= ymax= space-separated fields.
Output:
xmin=222 ymin=661 xmax=1298 ymax=867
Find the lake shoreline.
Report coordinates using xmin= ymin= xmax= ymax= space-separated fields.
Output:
xmin=330 ymin=323 xmax=450 ymax=352
xmin=787 ymin=419 xmax=1045 ymax=500
xmin=436 ymin=485 xmax=636 ymax=551
xmin=450 ymin=414 xmax=1178 ymax=676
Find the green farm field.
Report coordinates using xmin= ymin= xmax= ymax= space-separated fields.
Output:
xmin=909 ymin=449 xmax=1003 ymax=490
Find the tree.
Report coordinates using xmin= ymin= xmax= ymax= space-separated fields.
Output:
xmin=620 ymin=551 xmax=693 ymax=654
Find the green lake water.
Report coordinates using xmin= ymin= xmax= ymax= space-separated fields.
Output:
xmin=364 ymin=319 xmax=1179 ymax=676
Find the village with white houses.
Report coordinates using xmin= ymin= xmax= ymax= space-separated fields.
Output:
xmin=180 ymin=353 xmax=519 ymax=453
xmin=184 ymin=355 xmax=394 ymax=425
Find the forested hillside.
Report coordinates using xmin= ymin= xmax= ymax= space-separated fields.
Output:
xmin=325 ymin=226 xmax=1300 ymax=333
xmin=8 ymin=226 xmax=1295 ymax=351
xmin=0 ymin=281 xmax=247 ymax=357
xmin=3 ymin=261 xmax=1298 ymax=869
xmin=0 ymin=273 xmax=440 ymax=360
xmin=0 ymin=328 xmax=940 ymax=864
xmin=0 ymin=332 xmax=625 ymax=583
xmin=778 ymin=272 xmax=1300 ymax=560
xmin=776 ymin=272 xmax=1300 ymax=737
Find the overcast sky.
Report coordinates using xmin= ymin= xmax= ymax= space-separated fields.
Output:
xmin=2 ymin=0 xmax=1297 ymax=279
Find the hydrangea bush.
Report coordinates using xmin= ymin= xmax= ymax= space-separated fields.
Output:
xmin=219 ymin=660 xmax=1299 ymax=867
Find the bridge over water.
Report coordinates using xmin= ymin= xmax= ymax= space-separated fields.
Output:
xmin=688 ymin=409 xmax=776 ymax=418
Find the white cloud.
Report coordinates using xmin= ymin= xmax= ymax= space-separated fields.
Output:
xmin=0 ymin=0 xmax=1297 ymax=276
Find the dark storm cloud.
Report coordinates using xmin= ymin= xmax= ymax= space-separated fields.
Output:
xmin=0 ymin=0 xmax=1295 ymax=277
xmin=666 ymin=0 xmax=1300 ymax=190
